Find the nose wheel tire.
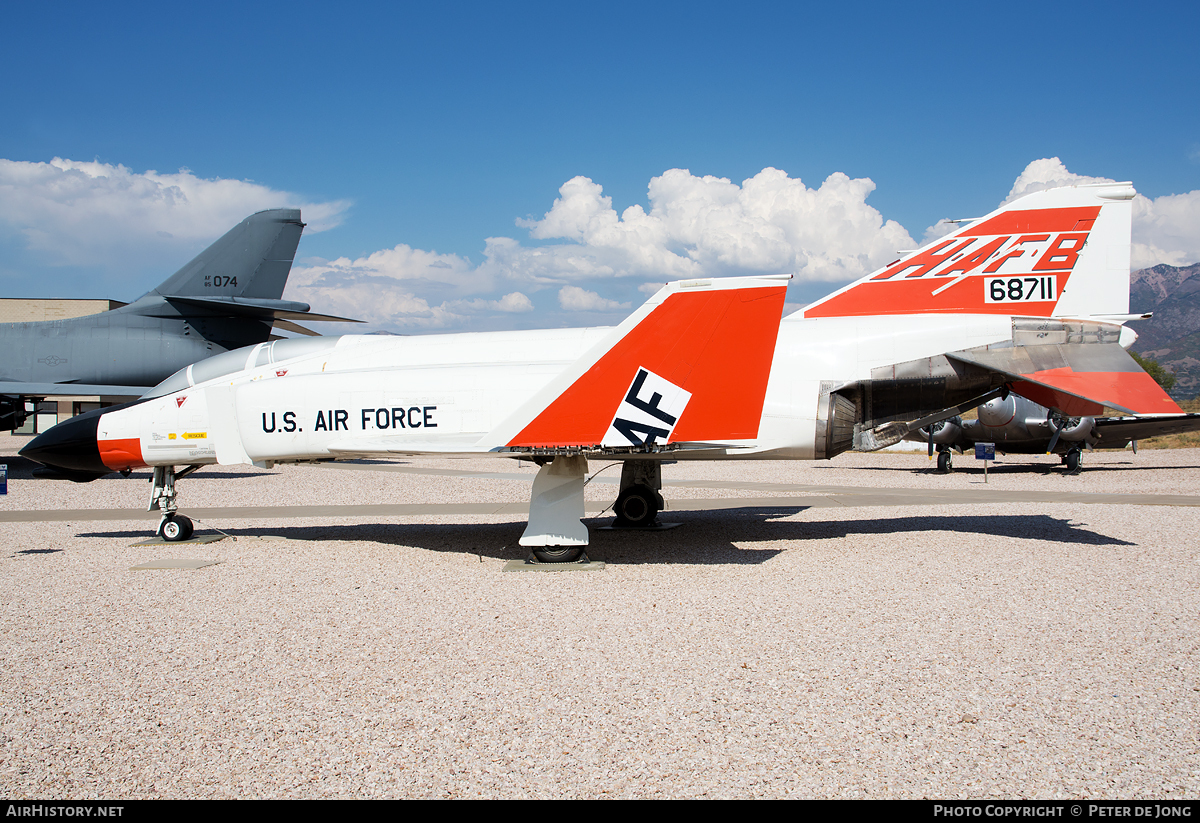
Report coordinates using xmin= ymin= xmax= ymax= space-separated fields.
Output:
xmin=160 ymin=514 xmax=194 ymax=542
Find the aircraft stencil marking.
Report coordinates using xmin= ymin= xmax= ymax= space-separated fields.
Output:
xmin=984 ymin=275 xmax=1058 ymax=303
xmin=359 ymin=407 xmax=436 ymax=430
xmin=603 ymin=367 xmax=691 ymax=447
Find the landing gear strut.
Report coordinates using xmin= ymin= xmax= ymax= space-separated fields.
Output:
xmin=149 ymin=464 xmax=202 ymax=541
xmin=520 ymin=455 xmax=590 ymax=563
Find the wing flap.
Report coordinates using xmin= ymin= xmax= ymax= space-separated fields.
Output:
xmin=948 ymin=344 xmax=1182 ymax=415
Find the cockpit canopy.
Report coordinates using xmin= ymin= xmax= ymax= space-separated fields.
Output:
xmin=142 ymin=336 xmax=341 ymax=399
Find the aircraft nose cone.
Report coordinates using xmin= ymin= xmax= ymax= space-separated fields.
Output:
xmin=19 ymin=408 xmax=109 ymax=476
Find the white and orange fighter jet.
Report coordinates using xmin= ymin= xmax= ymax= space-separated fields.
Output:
xmin=22 ymin=181 xmax=1180 ymax=559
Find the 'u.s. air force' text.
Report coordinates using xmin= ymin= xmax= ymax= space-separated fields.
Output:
xmin=260 ymin=407 xmax=437 ymax=433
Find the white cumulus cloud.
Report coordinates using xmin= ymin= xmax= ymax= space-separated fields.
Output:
xmin=557 ymin=285 xmax=631 ymax=312
xmin=507 ymin=168 xmax=914 ymax=285
xmin=0 ymin=157 xmax=350 ymax=267
xmin=924 ymin=157 xmax=1200 ymax=269
xmin=286 ymin=166 xmax=914 ymax=330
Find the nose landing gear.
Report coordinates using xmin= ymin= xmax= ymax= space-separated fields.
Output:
xmin=149 ymin=464 xmax=203 ymax=541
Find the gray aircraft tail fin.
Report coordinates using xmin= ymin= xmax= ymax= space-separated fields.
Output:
xmin=150 ymin=208 xmax=304 ymax=300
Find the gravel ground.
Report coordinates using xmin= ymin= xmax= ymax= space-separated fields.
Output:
xmin=1 ymin=434 xmax=1198 ymax=798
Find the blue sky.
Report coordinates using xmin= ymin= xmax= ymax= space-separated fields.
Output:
xmin=2 ymin=1 xmax=1199 ymax=332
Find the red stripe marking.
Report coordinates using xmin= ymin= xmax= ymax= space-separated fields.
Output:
xmin=509 ymin=286 xmax=786 ymax=447
xmin=99 ymin=438 xmax=147 ymax=470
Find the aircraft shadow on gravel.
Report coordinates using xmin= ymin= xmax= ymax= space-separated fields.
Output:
xmin=74 ymin=509 xmax=1132 ymax=564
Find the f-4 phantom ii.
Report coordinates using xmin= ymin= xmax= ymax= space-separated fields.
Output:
xmin=22 ymin=182 xmax=1182 ymax=558
xmin=907 ymin=392 xmax=1200 ymax=474
xmin=1 ymin=209 xmax=356 ymax=431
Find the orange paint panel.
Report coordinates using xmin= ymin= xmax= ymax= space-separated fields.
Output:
xmin=1013 ymin=368 xmax=1182 ymax=416
xmin=99 ymin=438 xmax=146 ymax=470
xmin=509 ymin=286 xmax=786 ymax=447
xmin=959 ymin=206 xmax=1100 ymax=237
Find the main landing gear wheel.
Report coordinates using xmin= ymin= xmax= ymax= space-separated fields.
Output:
xmin=613 ymin=483 xmax=663 ymax=528
xmin=530 ymin=546 xmax=586 ymax=564
xmin=159 ymin=514 xmax=194 ymax=542
xmin=1063 ymin=448 xmax=1083 ymax=476
xmin=936 ymin=450 xmax=952 ymax=474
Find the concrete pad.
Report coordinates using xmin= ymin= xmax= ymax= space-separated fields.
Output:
xmin=129 ymin=558 xmax=222 ymax=570
xmin=502 ymin=557 xmax=605 ymax=572
xmin=131 ymin=533 xmax=227 ymax=547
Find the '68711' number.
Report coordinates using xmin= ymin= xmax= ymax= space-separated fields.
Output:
xmin=984 ymin=275 xmax=1057 ymax=303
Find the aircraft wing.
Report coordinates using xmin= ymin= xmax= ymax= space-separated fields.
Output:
xmin=1093 ymin=414 xmax=1200 ymax=446
xmin=947 ymin=342 xmax=1182 ymax=416
xmin=0 ymin=381 xmax=151 ymax=398
xmin=324 ymin=436 xmax=750 ymax=459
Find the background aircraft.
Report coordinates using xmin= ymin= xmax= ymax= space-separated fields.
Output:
xmin=908 ymin=393 xmax=1200 ymax=474
xmin=22 ymin=182 xmax=1179 ymax=559
xmin=1 ymin=209 xmax=356 ymax=431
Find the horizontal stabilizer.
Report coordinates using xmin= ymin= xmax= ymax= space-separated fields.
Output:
xmin=272 ymin=319 xmax=320 ymax=337
xmin=948 ymin=344 xmax=1182 ymax=415
xmin=163 ymin=295 xmax=361 ymax=323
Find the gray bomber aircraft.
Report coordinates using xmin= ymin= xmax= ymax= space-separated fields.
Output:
xmin=1 ymin=208 xmax=356 ymax=431
xmin=907 ymin=392 xmax=1200 ymax=474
